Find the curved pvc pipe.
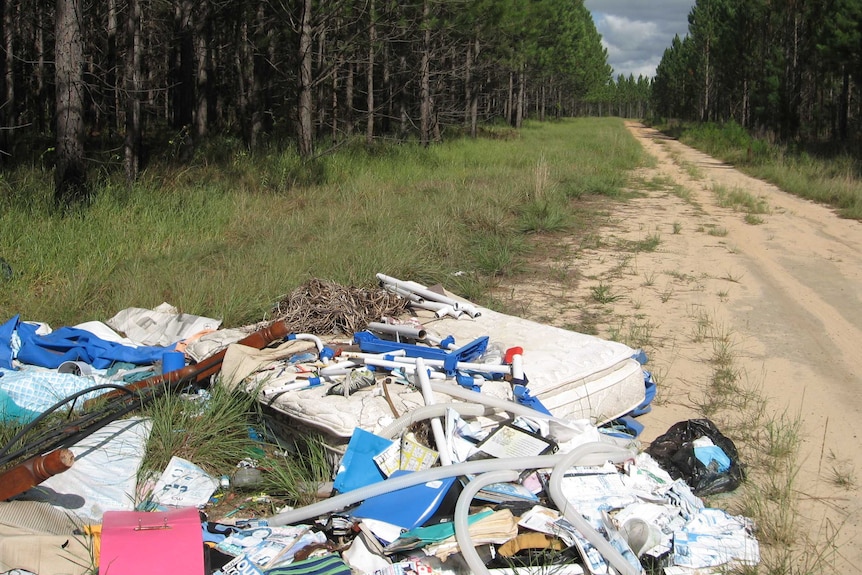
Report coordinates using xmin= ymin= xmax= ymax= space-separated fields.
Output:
xmin=289 ymin=333 xmax=324 ymax=352
xmin=266 ymin=443 xmax=635 ymax=527
xmin=377 ymin=402 xmax=489 ymax=439
xmin=548 ymin=444 xmax=642 ymax=575
xmin=455 ymin=470 xmax=521 ymax=575
xmin=416 ymin=357 xmax=451 ymax=465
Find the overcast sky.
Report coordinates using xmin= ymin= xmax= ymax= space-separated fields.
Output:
xmin=584 ymin=0 xmax=697 ymax=80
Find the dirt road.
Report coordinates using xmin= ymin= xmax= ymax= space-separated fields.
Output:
xmin=497 ymin=120 xmax=862 ymax=572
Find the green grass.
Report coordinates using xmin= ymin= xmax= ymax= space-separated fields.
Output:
xmin=0 ymin=118 xmax=644 ymax=328
xmin=140 ymin=384 xmax=266 ymax=479
xmin=0 ymin=117 xmax=647 ymax=493
xmin=713 ymin=184 xmax=770 ymax=220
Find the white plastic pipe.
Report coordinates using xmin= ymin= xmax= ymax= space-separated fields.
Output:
xmin=318 ymin=364 xmax=360 ymax=377
xmin=388 ymin=355 xmax=511 ymax=375
xmin=416 ymin=357 xmax=452 ymax=465
xmin=320 ymin=350 xmax=406 ymax=376
xmin=548 ymin=444 xmax=642 ymax=575
xmin=377 ymin=274 xmax=481 ymax=318
xmin=381 ymin=283 xmax=426 ymax=303
xmin=367 ymin=322 xmax=427 ymax=341
xmin=362 ymin=357 xmax=448 ymax=379
xmin=290 ymin=333 xmax=324 ymax=352
xmin=400 ymin=280 xmax=481 ymax=319
xmin=455 ymin=470 xmax=522 ymax=575
xmin=261 ymin=378 xmax=322 ymax=397
xmin=409 ymin=300 xmax=462 ymax=319
xmin=511 ymin=353 xmax=524 ymax=381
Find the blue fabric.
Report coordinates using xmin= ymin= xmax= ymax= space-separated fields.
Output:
xmin=9 ymin=320 xmax=172 ymax=369
xmin=694 ymin=445 xmax=731 ymax=472
xmin=0 ymin=315 xmax=18 ymax=369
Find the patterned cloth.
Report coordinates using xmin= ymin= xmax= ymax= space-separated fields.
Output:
xmin=0 ymin=367 xmax=114 ymax=422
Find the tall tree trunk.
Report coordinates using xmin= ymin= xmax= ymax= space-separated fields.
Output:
xmin=34 ymin=1 xmax=47 ymax=132
xmin=54 ymin=0 xmax=88 ymax=206
xmin=506 ymin=71 xmax=514 ymax=126
xmin=540 ymin=82 xmax=545 ymax=122
xmin=194 ymin=0 xmax=209 ymax=139
xmin=469 ymin=38 xmax=479 ymax=137
xmin=515 ymin=69 xmax=524 ymax=128
xmin=297 ymin=0 xmax=313 ymax=157
xmin=106 ymin=0 xmax=119 ymax=132
xmin=465 ymin=37 xmax=472 ymax=134
xmin=838 ymin=68 xmax=849 ymax=141
xmin=315 ymin=28 xmax=326 ymax=135
xmin=331 ymin=57 xmax=339 ymax=143
xmin=382 ymin=42 xmax=391 ymax=135
xmin=419 ymin=0 xmax=431 ymax=146
xmin=345 ymin=61 xmax=354 ymax=135
xmin=702 ymin=33 xmax=710 ymax=121
xmin=398 ymin=54 xmax=407 ymax=140
xmin=171 ymin=0 xmax=194 ymax=130
xmin=124 ymin=0 xmax=142 ymax=182
xmin=365 ymin=0 xmax=375 ymax=145
xmin=1 ymin=0 xmax=14 ymax=157
xmin=236 ymin=16 xmax=250 ymax=146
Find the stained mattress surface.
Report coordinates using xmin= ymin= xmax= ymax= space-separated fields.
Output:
xmin=264 ymin=296 xmax=646 ymax=439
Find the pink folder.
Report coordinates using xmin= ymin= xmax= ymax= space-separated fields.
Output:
xmin=99 ymin=507 xmax=204 ymax=574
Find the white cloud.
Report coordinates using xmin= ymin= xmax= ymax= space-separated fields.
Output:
xmin=585 ymin=0 xmax=695 ymax=79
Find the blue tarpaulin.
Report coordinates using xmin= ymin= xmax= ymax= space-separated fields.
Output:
xmin=0 ymin=315 xmax=173 ymax=370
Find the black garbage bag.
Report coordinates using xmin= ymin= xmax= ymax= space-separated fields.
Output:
xmin=646 ymin=418 xmax=745 ymax=496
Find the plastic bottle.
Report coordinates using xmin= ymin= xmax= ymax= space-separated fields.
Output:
xmin=477 ymin=342 xmax=504 ymax=365
xmin=231 ymin=467 xmax=263 ymax=489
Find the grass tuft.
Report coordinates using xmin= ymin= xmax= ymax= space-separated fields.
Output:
xmin=141 ymin=383 xmax=264 ymax=478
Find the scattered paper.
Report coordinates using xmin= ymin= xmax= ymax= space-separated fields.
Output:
xmin=151 ymin=455 xmax=220 ymax=508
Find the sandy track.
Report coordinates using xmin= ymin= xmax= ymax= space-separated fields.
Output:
xmin=495 ymin=120 xmax=862 ymax=572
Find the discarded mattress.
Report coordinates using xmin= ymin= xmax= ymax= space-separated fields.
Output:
xmin=262 ymin=292 xmax=645 ymax=440
xmin=426 ymin=296 xmax=646 ymax=423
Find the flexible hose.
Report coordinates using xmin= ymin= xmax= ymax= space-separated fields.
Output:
xmin=267 ymin=443 xmax=634 ymax=528
xmin=429 ymin=381 xmax=568 ymax=425
xmin=454 ymin=470 xmax=521 ymax=575
xmin=548 ymin=444 xmax=642 ymax=575
xmin=377 ymin=403 xmax=489 ymax=439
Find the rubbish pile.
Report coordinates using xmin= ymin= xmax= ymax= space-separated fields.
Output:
xmin=0 ymin=274 xmax=758 ymax=575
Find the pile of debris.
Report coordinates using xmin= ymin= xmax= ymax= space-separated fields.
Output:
xmin=0 ymin=274 xmax=757 ymax=575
